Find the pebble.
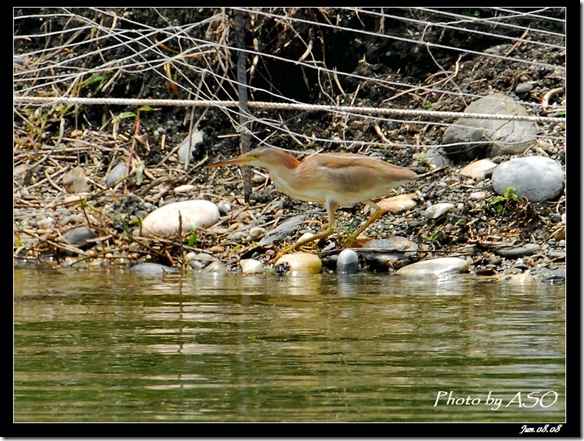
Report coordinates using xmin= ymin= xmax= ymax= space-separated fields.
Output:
xmin=361 ymin=237 xmax=418 ymax=252
xmin=259 ymin=215 xmax=306 ymax=246
xmin=240 ymin=258 xmax=264 ymax=274
xmin=546 ymin=250 xmax=565 ymax=260
xmin=131 ymin=262 xmax=179 ymax=276
xmin=491 ymin=157 xmax=564 ymax=202
xmin=57 ymin=213 xmax=83 ymax=226
xmin=356 ymin=237 xmax=418 ymax=268
xmin=174 ymin=184 xmax=197 ymax=194
xmin=418 ymin=147 xmax=452 ymax=168
xmin=141 ymin=200 xmax=220 ymax=237
xmin=105 ymin=162 xmax=128 ymax=187
xmin=336 ymin=249 xmax=360 ymax=274
xmin=189 ymin=260 xmax=208 ymax=270
xmin=62 ymin=194 xmax=92 ymax=206
xmin=229 ymin=231 xmax=250 ymax=242
xmin=63 ymin=226 xmax=97 ymax=248
xmin=424 ymin=203 xmax=455 ymax=219
xmin=274 ymin=252 xmax=322 ymax=275
xmin=469 ymin=191 xmax=487 ymax=200
xmin=249 ymin=226 xmax=267 ymax=241
xmin=458 ymin=245 xmax=477 ymax=255
xmin=177 ymin=130 xmax=204 ymax=165
xmin=538 ymin=267 xmax=565 ymax=283
xmin=62 ymin=166 xmax=91 ymax=193
xmin=37 ymin=216 xmax=55 ymax=230
xmin=204 ymin=260 xmax=227 ymax=274
xmin=459 ymin=159 xmax=498 ymax=180
xmin=186 ymin=252 xmax=215 ymax=270
xmin=396 ymin=257 xmax=469 ymax=277
xmin=494 ymin=243 xmax=540 ymax=258
xmin=376 ymin=193 xmax=417 ymax=214
xmin=515 ymin=82 xmax=534 ymax=94
xmin=217 ymin=201 xmax=231 ymax=215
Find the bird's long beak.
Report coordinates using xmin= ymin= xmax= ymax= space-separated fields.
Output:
xmin=208 ymin=153 xmax=253 ymax=168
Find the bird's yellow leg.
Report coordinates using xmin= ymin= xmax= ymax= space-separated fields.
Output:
xmin=343 ymin=203 xmax=385 ymax=247
xmin=270 ymin=225 xmax=334 ymax=263
xmin=271 ymin=201 xmax=338 ymax=262
xmin=287 ymin=224 xmax=335 ymax=251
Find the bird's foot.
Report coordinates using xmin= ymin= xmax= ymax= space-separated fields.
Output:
xmin=268 ymin=243 xmax=299 ymax=264
xmin=268 ymin=228 xmax=334 ymax=264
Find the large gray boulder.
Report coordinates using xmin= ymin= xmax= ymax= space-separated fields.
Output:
xmin=491 ymin=156 xmax=564 ymax=202
xmin=442 ymin=93 xmax=537 ymax=161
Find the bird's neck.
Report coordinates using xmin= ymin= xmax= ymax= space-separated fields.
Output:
xmin=266 ymin=152 xmax=304 ymax=199
xmin=275 ymin=151 xmax=300 ymax=169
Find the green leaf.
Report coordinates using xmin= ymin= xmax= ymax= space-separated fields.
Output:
xmin=503 ymin=186 xmax=518 ymax=201
xmin=82 ymin=75 xmax=106 ymax=86
xmin=118 ymin=111 xmax=137 ymax=119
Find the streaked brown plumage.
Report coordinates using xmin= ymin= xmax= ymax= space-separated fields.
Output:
xmin=209 ymin=147 xmax=416 ymax=251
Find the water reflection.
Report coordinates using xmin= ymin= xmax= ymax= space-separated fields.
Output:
xmin=14 ymin=267 xmax=565 ymax=423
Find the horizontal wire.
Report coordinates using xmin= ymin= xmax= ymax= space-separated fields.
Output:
xmin=14 ymin=7 xmax=565 ymax=112
xmin=13 ymin=96 xmax=564 ymax=124
xmin=14 ymin=7 xmax=565 ymax=155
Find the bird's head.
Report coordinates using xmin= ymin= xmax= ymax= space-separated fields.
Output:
xmin=208 ymin=147 xmax=298 ymax=170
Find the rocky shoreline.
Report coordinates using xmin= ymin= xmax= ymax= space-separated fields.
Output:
xmin=14 ymin=116 xmax=566 ymax=283
xmin=13 ymin=8 xmax=565 ymax=283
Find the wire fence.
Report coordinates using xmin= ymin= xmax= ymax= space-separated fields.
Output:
xmin=14 ymin=7 xmax=566 ymax=155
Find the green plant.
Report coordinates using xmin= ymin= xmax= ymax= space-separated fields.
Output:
xmin=77 ymin=74 xmax=107 ymax=92
xmin=187 ymin=233 xmax=198 ymax=247
xmin=491 ymin=186 xmax=518 ymax=215
xmin=424 ymin=225 xmax=444 ymax=243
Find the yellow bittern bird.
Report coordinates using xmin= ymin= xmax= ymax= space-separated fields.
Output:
xmin=209 ymin=147 xmax=417 ymax=252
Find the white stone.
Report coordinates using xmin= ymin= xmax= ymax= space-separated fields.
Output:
xmin=174 ymin=184 xmax=197 ymax=194
xmin=424 ymin=203 xmax=455 ymax=219
xmin=459 ymin=159 xmax=498 ymax=180
xmin=377 ymin=193 xmax=417 ymax=214
xmin=141 ymin=200 xmax=220 ymax=237
xmin=469 ymin=191 xmax=487 ymax=200
xmin=177 ymin=130 xmax=204 ymax=165
xmin=396 ymin=257 xmax=469 ymax=277
xmin=240 ymin=259 xmax=264 ymax=274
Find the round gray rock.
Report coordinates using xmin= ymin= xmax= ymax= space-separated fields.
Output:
xmin=131 ymin=262 xmax=179 ymax=276
xmin=491 ymin=157 xmax=564 ymax=202
xmin=105 ymin=162 xmax=128 ymax=187
xmin=441 ymin=93 xmax=537 ymax=160
xmin=63 ymin=226 xmax=96 ymax=248
xmin=336 ymin=249 xmax=360 ymax=274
